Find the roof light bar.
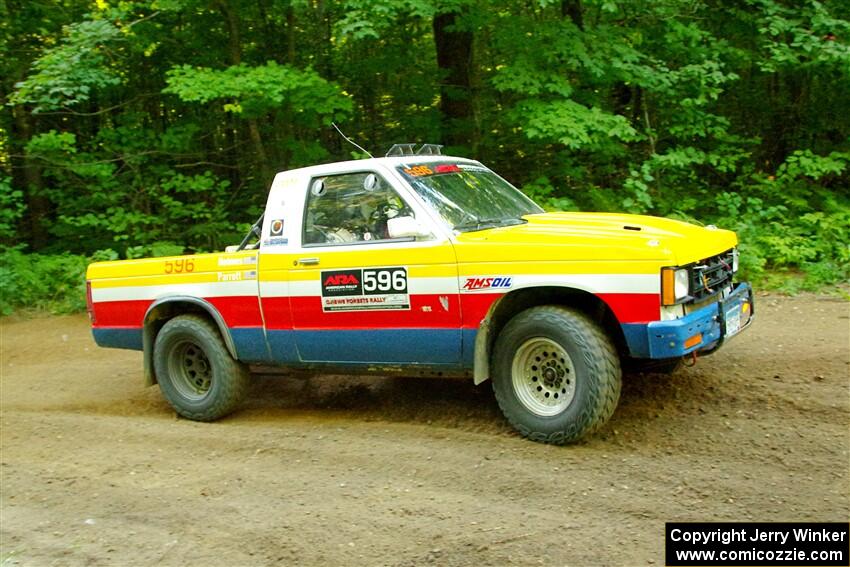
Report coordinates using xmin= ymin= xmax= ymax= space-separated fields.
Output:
xmin=385 ymin=143 xmax=444 ymax=157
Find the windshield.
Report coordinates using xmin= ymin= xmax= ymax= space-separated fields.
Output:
xmin=396 ymin=162 xmax=543 ymax=232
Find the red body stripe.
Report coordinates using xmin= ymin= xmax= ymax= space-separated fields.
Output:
xmin=93 ymin=296 xmax=264 ymax=329
xmin=260 ymin=297 xmax=294 ymax=330
xmin=597 ymin=293 xmax=660 ymax=323
xmin=207 ymin=297 xmax=264 ymax=327
xmin=282 ymin=294 xmax=461 ymax=330
xmin=459 ymin=293 xmax=503 ymax=328
xmin=92 ymin=299 xmax=151 ymax=328
xmin=459 ymin=292 xmax=659 ymax=327
xmin=92 ymin=291 xmax=661 ymax=331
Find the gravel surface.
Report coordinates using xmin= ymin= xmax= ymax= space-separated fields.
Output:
xmin=1 ymin=294 xmax=848 ymax=566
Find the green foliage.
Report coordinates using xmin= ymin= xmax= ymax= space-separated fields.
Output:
xmin=709 ymin=150 xmax=850 ymax=287
xmin=0 ymin=248 xmax=89 ymax=314
xmin=753 ymin=0 xmax=850 ymax=73
xmin=515 ymin=100 xmax=638 ymax=150
xmin=336 ymin=0 xmax=434 ymax=39
xmin=2 ymin=0 xmax=849 ymax=316
xmin=164 ymin=62 xmax=353 ymax=121
xmin=10 ymin=19 xmax=123 ymax=112
xmin=521 ymin=177 xmax=578 ymax=212
xmin=0 ymin=177 xmax=25 ymax=240
xmin=22 ymin=129 xmax=249 ymax=254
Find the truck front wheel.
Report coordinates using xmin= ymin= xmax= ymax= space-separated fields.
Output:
xmin=153 ymin=314 xmax=250 ymax=421
xmin=492 ymin=306 xmax=622 ymax=444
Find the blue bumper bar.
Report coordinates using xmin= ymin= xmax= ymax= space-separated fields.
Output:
xmin=622 ymin=282 xmax=754 ymax=359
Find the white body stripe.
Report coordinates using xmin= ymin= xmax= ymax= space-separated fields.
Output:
xmin=93 ymin=273 xmax=658 ymax=303
xmin=91 ymin=281 xmax=258 ymax=303
xmin=280 ymin=276 xmax=458 ymax=298
xmin=505 ymin=273 xmax=659 ymax=294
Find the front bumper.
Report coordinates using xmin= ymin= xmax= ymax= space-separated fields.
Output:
xmin=621 ymin=282 xmax=754 ymax=359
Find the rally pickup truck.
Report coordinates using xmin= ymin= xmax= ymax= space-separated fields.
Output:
xmin=86 ymin=147 xmax=754 ymax=444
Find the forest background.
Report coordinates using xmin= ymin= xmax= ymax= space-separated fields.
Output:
xmin=1 ymin=0 xmax=848 ymax=314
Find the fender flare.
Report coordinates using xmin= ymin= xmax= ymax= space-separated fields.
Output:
xmin=141 ymin=296 xmax=238 ymax=386
xmin=472 ymin=299 xmax=501 ymax=385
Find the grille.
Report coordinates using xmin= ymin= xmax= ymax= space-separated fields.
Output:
xmin=688 ymin=249 xmax=735 ymax=303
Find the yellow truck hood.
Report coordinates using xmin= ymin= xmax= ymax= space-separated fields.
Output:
xmin=454 ymin=212 xmax=737 ymax=265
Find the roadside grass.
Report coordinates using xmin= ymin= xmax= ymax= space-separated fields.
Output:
xmin=0 ymin=249 xmax=88 ymax=315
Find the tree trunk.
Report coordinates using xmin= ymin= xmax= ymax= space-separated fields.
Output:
xmin=561 ymin=0 xmax=584 ymax=30
xmin=217 ymin=0 xmax=272 ymax=184
xmin=433 ymin=11 xmax=473 ymax=150
xmin=247 ymin=120 xmax=270 ymax=177
xmin=11 ymin=106 xmax=48 ymax=250
xmin=280 ymin=3 xmax=296 ymax=169
xmin=286 ymin=4 xmax=296 ymax=65
xmin=217 ymin=0 xmax=242 ymax=65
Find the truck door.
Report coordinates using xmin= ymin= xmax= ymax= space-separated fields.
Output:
xmin=288 ymin=169 xmax=462 ymax=365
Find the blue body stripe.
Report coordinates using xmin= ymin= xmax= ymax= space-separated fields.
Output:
xmin=91 ymin=326 xmax=473 ymax=368
xmin=232 ymin=328 xmax=476 ymax=368
xmin=621 ymin=302 xmax=722 ymax=359
xmin=620 ymin=324 xmax=652 ymax=358
xmin=461 ymin=329 xmax=477 ymax=367
xmin=625 ymin=281 xmax=752 ymax=358
xmin=264 ymin=329 xmax=300 ymax=363
xmin=92 ymin=328 xmax=143 ymax=351
xmin=286 ymin=328 xmax=463 ymax=365
xmin=230 ymin=328 xmax=273 ymax=363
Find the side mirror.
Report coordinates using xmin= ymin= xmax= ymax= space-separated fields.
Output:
xmin=387 ymin=216 xmax=431 ymax=239
xmin=363 ymin=173 xmax=379 ymax=191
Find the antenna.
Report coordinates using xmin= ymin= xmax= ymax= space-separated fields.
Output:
xmin=332 ymin=123 xmax=374 ymax=158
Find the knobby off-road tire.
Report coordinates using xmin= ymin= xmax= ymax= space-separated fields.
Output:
xmin=153 ymin=314 xmax=250 ymax=421
xmin=492 ymin=306 xmax=622 ymax=444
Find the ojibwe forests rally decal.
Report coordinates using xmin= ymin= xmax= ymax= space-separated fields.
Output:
xmin=320 ymin=267 xmax=409 ymax=312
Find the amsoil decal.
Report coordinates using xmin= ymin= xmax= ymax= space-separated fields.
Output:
xmin=321 ymin=267 xmax=409 ymax=312
xmin=462 ymin=276 xmax=513 ymax=292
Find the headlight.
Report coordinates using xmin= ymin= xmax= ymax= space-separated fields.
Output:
xmin=732 ymin=248 xmax=739 ymax=273
xmin=662 ymin=267 xmax=690 ymax=306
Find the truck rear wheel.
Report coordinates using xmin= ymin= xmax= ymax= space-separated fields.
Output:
xmin=492 ymin=306 xmax=621 ymax=444
xmin=153 ymin=314 xmax=250 ymax=421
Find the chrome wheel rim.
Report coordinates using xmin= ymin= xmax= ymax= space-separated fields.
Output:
xmin=167 ymin=340 xmax=212 ymax=400
xmin=511 ymin=337 xmax=576 ymax=416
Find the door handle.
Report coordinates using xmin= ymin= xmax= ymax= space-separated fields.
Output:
xmin=296 ymin=257 xmax=320 ymax=266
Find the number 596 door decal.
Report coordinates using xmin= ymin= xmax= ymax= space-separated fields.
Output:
xmin=320 ymin=267 xmax=409 ymax=312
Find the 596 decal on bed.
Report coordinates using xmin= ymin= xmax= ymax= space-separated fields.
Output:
xmin=321 ymin=267 xmax=409 ymax=312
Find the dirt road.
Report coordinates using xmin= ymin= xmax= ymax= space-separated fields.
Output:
xmin=1 ymin=294 xmax=848 ymax=566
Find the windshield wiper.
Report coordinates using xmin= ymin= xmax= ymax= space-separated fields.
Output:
xmin=454 ymin=217 xmax=526 ymax=233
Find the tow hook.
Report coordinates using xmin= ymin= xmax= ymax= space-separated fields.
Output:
xmin=683 ymin=351 xmax=698 ymax=367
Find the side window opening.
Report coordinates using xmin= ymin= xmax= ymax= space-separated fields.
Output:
xmin=303 ymin=172 xmax=415 ymax=246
